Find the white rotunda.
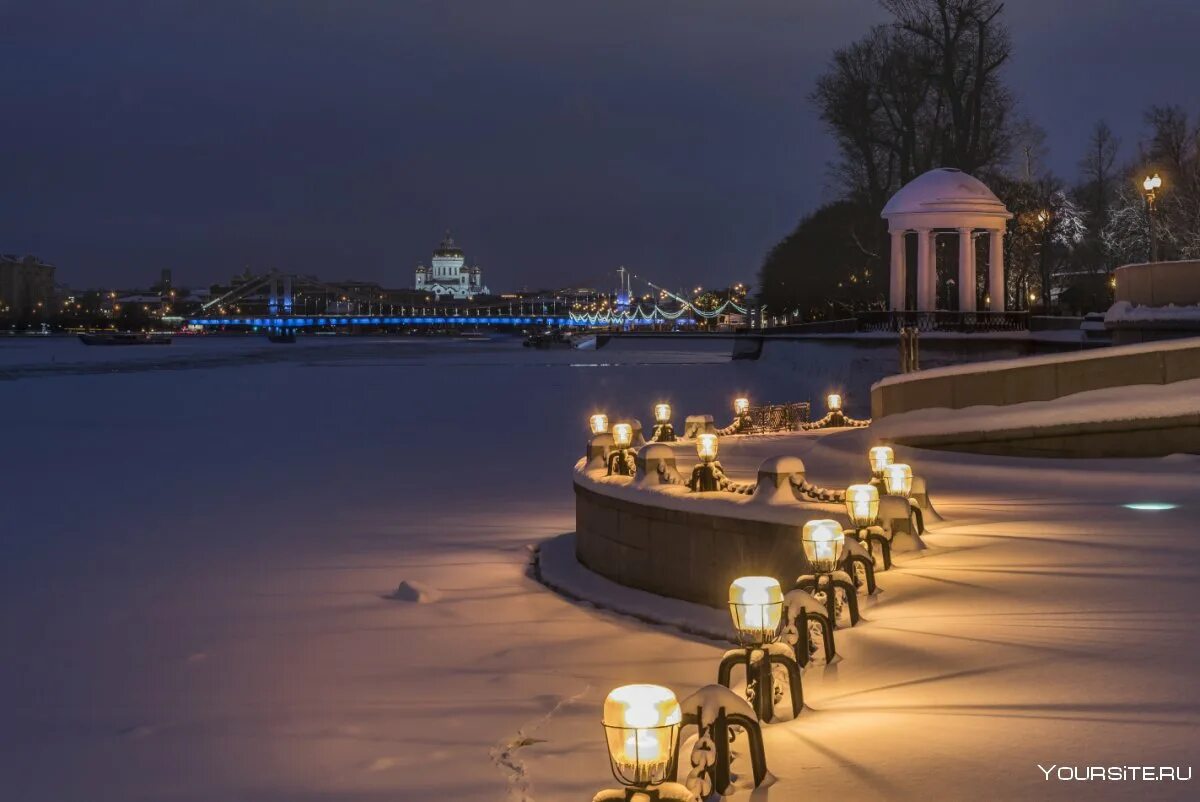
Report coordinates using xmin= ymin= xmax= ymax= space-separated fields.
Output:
xmin=881 ymin=168 xmax=1012 ymax=313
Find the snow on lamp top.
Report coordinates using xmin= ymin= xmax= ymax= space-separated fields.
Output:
xmin=602 ymin=684 xmax=681 ymax=787
xmin=653 ymin=403 xmax=671 ymax=424
xmin=884 ymin=463 xmax=913 ymax=497
xmin=802 ymin=519 xmax=845 ymax=574
xmin=826 ymin=393 xmax=842 ymax=412
xmin=869 ymin=446 xmax=894 ymax=476
xmin=696 ymin=433 xmax=718 ymax=464
xmin=590 ymin=413 xmax=609 ymax=435
xmin=734 ymin=397 xmax=750 ymax=415
xmin=846 ymin=484 xmax=880 ymax=527
xmin=612 ymin=423 xmax=633 ymax=449
xmin=728 ymin=576 xmax=783 ymax=644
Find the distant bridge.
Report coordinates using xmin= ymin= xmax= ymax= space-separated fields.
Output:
xmin=187 ymin=313 xmax=579 ymax=329
xmin=185 ymin=267 xmax=747 ymax=331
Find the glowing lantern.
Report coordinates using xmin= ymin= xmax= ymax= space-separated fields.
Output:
xmin=884 ymin=463 xmax=913 ymax=497
xmin=845 ymin=484 xmax=880 ymax=528
xmin=802 ymin=519 xmax=845 ymax=574
xmin=654 ymin=403 xmax=672 ymax=424
xmin=602 ymin=684 xmax=682 ymax=788
xmin=869 ymin=446 xmax=894 ymax=477
xmin=590 ymin=414 xmax=609 ymax=435
xmin=728 ymin=576 xmax=783 ymax=645
xmin=612 ymin=423 xmax=633 ymax=449
xmin=696 ymin=433 xmax=719 ymax=464
xmin=734 ymin=397 xmax=750 ymax=416
xmin=826 ymin=393 xmax=842 ymax=412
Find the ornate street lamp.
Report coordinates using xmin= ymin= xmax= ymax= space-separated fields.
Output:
xmin=608 ymin=423 xmax=636 ymax=476
xmin=868 ymin=446 xmax=894 ymax=481
xmin=800 ymin=392 xmax=870 ymax=430
xmin=597 ymin=685 xmax=690 ymax=801
xmin=689 ymin=433 xmax=721 ymax=491
xmin=882 ymin=462 xmax=925 ymax=536
xmin=586 ymin=413 xmax=614 ymax=468
xmin=844 ymin=483 xmax=888 ymax=581
xmin=883 ymin=463 xmax=913 ymax=497
xmin=717 ymin=577 xmax=803 ymax=722
xmin=795 ymin=519 xmax=860 ymax=627
xmin=651 ymin=402 xmax=677 ymax=442
xmin=1144 ymin=172 xmax=1163 ymax=262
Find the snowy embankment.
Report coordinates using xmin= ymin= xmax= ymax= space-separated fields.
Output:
xmin=2 ymin=337 xmax=1198 ymax=801
xmin=1106 ymin=300 xmax=1200 ymax=324
xmin=873 ymin=377 xmax=1200 ymax=441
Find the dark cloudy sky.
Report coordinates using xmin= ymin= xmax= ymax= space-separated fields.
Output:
xmin=2 ymin=0 xmax=1199 ymax=292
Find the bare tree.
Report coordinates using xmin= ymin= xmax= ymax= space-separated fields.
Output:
xmin=814 ymin=0 xmax=1015 ymax=203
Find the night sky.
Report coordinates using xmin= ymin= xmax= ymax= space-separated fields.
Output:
xmin=3 ymin=0 xmax=1199 ymax=293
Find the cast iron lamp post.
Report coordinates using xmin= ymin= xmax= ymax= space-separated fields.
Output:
xmin=717 ymin=577 xmax=803 ymax=723
xmin=800 ymin=392 xmax=870 ymax=429
xmin=689 ymin=433 xmax=721 ymax=491
xmin=651 ymin=402 xmax=677 ymax=442
xmin=608 ymin=423 xmax=636 ymax=476
xmin=868 ymin=446 xmax=894 ymax=483
xmin=883 ymin=462 xmax=924 ymax=534
xmin=596 ymin=684 xmax=690 ymax=801
xmin=1144 ymin=172 xmax=1162 ymax=262
xmin=795 ymin=519 xmax=860 ymax=627
xmin=844 ymin=483 xmax=888 ymax=578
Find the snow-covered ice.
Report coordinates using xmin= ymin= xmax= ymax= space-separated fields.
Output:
xmin=2 ymin=335 xmax=1197 ymax=800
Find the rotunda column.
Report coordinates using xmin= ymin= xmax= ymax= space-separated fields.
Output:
xmin=915 ymin=228 xmax=933 ymax=311
xmin=957 ymin=227 xmax=977 ymax=312
xmin=889 ymin=230 xmax=907 ymax=311
xmin=989 ymin=230 xmax=1006 ymax=312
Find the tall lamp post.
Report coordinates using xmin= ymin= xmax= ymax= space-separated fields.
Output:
xmin=1144 ymin=173 xmax=1163 ymax=262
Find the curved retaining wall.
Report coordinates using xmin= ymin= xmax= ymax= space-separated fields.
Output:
xmin=871 ymin=337 xmax=1200 ymax=419
xmin=870 ymin=337 xmax=1200 ymax=457
xmin=574 ymin=481 xmax=818 ymax=609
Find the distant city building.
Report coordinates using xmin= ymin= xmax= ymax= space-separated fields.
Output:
xmin=0 ymin=254 xmax=56 ymax=317
xmin=414 ymin=232 xmax=489 ymax=299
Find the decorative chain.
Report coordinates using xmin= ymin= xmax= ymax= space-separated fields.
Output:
xmin=712 ymin=464 xmax=755 ymax=495
xmin=798 ymin=411 xmax=871 ymax=430
xmin=657 ymin=462 xmax=687 ymax=486
xmin=790 ymin=476 xmax=846 ymax=503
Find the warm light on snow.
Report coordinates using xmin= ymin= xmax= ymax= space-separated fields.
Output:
xmin=654 ymin=403 xmax=671 ymax=424
xmin=728 ymin=576 xmax=783 ymax=643
xmin=696 ymin=433 xmax=719 ymax=464
xmin=846 ymin=484 xmax=880 ymax=527
xmin=884 ymin=463 xmax=913 ymax=496
xmin=590 ymin=414 xmax=609 ymax=435
xmin=612 ymin=423 xmax=633 ymax=448
xmin=803 ymin=519 xmax=845 ymax=573
xmin=602 ymin=684 xmax=681 ymax=786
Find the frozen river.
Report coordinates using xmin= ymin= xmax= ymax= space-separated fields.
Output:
xmin=1 ymin=335 xmax=1197 ymax=800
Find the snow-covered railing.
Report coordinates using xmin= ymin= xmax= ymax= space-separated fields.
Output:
xmin=857 ymin=309 xmax=1029 ymax=332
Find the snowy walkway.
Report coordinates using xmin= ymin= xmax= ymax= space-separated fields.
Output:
xmin=2 ymin=338 xmax=1197 ymax=800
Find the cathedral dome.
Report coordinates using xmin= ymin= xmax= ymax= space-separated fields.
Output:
xmin=433 ymin=230 xmax=463 ymax=258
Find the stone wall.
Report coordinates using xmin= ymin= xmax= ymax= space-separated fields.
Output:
xmin=574 ymin=481 xmax=818 ymax=608
xmin=1116 ymin=260 xmax=1200 ymax=306
xmin=871 ymin=338 xmax=1200 ymax=419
